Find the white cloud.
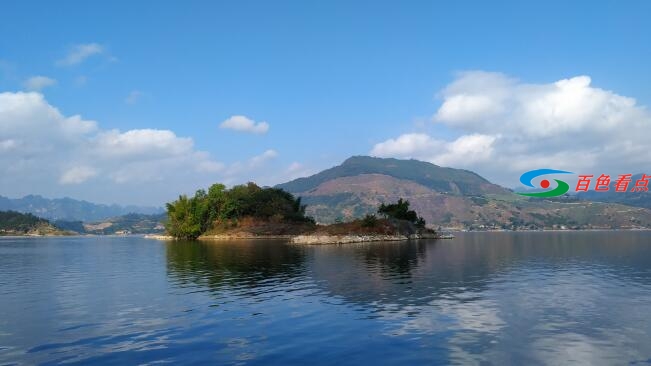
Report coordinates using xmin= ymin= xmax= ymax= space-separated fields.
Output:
xmin=371 ymin=133 xmax=496 ymax=167
xmin=57 ymin=43 xmax=105 ymax=66
xmin=0 ymin=92 xmax=98 ymax=141
xmin=0 ymin=91 xmax=233 ymax=205
xmin=249 ymin=149 xmax=278 ymax=166
xmin=287 ymin=162 xmax=303 ymax=172
xmin=221 ymin=149 xmax=279 ymax=185
xmin=0 ymin=139 xmax=17 ymax=151
xmin=372 ymin=72 xmax=651 ymax=187
xmin=23 ymin=76 xmax=57 ymax=91
xmin=371 ymin=133 xmax=440 ymax=157
xmin=196 ymin=160 xmax=225 ymax=173
xmin=94 ymin=129 xmax=194 ymax=159
xmin=220 ymin=115 xmax=269 ymax=134
xmin=59 ymin=166 xmax=97 ymax=184
xmin=284 ymin=162 xmax=314 ymax=180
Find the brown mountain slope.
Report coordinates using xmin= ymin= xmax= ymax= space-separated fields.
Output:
xmin=281 ymin=157 xmax=651 ymax=230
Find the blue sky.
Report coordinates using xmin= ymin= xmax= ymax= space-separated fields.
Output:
xmin=1 ymin=1 xmax=650 ymax=205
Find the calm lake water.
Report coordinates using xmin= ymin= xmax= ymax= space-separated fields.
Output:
xmin=1 ymin=232 xmax=651 ymax=365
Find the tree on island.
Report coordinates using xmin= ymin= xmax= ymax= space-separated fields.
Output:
xmin=165 ymin=182 xmax=314 ymax=240
xmin=377 ymin=198 xmax=427 ymax=229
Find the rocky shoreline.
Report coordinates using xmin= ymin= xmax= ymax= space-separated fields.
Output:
xmin=144 ymin=233 xmax=294 ymax=240
xmin=145 ymin=232 xmax=450 ymax=244
xmin=290 ymin=233 xmax=444 ymax=244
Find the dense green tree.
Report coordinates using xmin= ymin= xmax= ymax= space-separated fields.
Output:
xmin=0 ymin=211 xmax=50 ymax=233
xmin=378 ymin=198 xmax=427 ymax=228
xmin=361 ymin=214 xmax=378 ymax=228
xmin=164 ymin=182 xmax=314 ymax=239
xmin=165 ymin=195 xmax=203 ymax=240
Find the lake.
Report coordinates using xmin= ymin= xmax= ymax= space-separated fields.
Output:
xmin=1 ymin=232 xmax=651 ymax=365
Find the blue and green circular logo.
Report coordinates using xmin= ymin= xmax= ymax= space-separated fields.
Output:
xmin=517 ymin=169 xmax=574 ymax=197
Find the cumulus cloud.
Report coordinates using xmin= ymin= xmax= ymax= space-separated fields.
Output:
xmin=249 ymin=149 xmax=278 ymax=166
xmin=59 ymin=166 xmax=97 ymax=184
xmin=94 ymin=129 xmax=194 ymax=159
xmin=372 ymin=71 xmax=651 ymax=187
xmin=23 ymin=76 xmax=57 ymax=91
xmin=220 ymin=115 xmax=269 ymax=134
xmin=208 ymin=149 xmax=282 ymax=187
xmin=372 ymin=133 xmax=437 ymax=157
xmin=0 ymin=91 xmax=240 ymax=205
xmin=196 ymin=159 xmax=225 ymax=173
xmin=57 ymin=43 xmax=105 ymax=66
xmin=0 ymin=139 xmax=17 ymax=151
xmin=371 ymin=133 xmax=496 ymax=167
xmin=285 ymin=162 xmax=313 ymax=180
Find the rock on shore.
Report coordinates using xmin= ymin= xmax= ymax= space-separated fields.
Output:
xmin=291 ymin=232 xmax=440 ymax=244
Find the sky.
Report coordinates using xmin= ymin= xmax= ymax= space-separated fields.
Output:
xmin=1 ymin=0 xmax=650 ymax=206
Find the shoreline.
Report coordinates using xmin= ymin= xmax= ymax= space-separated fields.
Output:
xmin=143 ymin=228 xmax=651 ymax=244
xmin=144 ymin=232 xmax=450 ymax=244
xmin=290 ymin=233 xmax=443 ymax=244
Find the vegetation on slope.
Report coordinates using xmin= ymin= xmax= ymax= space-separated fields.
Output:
xmin=275 ymin=156 xmax=651 ymax=230
xmin=165 ymin=183 xmax=315 ymax=239
xmin=164 ymin=180 xmax=434 ymax=240
xmin=277 ymin=156 xmax=507 ymax=196
xmin=313 ymin=199 xmax=435 ymax=236
xmin=0 ymin=210 xmax=69 ymax=236
xmin=378 ymin=198 xmax=427 ymax=229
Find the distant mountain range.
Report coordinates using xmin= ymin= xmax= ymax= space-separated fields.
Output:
xmin=278 ymin=156 xmax=651 ymax=230
xmin=0 ymin=195 xmax=164 ymax=222
xmin=4 ymin=157 xmax=650 ymax=232
xmin=54 ymin=213 xmax=167 ymax=235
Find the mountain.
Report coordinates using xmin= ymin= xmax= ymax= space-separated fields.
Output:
xmin=55 ymin=213 xmax=167 ymax=235
xmin=0 ymin=195 xmax=164 ymax=222
xmin=577 ymin=174 xmax=651 ymax=209
xmin=0 ymin=210 xmax=69 ymax=236
xmin=278 ymin=156 xmax=651 ymax=230
xmin=278 ymin=156 xmax=509 ymax=196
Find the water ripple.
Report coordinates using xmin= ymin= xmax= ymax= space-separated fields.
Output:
xmin=2 ymin=233 xmax=651 ymax=364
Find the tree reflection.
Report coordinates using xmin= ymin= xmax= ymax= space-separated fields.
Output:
xmin=166 ymin=240 xmax=307 ymax=290
xmin=165 ymin=232 xmax=651 ymax=311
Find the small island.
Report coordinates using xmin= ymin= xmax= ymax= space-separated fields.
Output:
xmin=156 ymin=182 xmax=445 ymax=244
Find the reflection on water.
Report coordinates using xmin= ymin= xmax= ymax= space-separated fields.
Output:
xmin=167 ymin=239 xmax=307 ymax=290
xmin=1 ymin=232 xmax=651 ymax=365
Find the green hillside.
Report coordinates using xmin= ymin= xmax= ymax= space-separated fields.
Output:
xmin=276 ymin=156 xmax=508 ymax=196
xmin=0 ymin=210 xmax=69 ymax=236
